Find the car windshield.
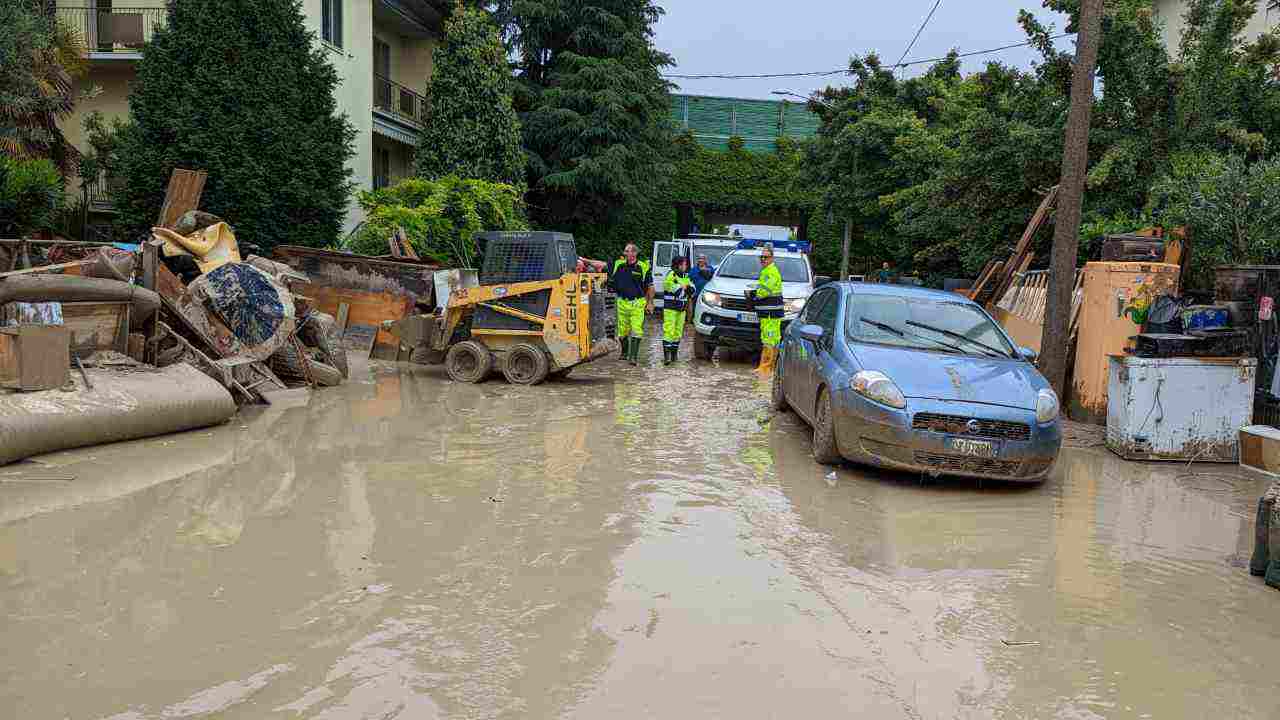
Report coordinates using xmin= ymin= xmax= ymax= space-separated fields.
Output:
xmin=844 ymin=294 xmax=1015 ymax=357
xmin=717 ymin=254 xmax=809 ymax=283
xmin=693 ymin=245 xmax=733 ymax=268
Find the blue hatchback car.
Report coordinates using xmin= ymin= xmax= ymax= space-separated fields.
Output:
xmin=772 ymin=282 xmax=1062 ymax=482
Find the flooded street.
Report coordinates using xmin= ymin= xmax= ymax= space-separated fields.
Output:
xmin=2 ymin=336 xmax=1278 ymax=719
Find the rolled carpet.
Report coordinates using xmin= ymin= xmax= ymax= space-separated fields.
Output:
xmin=0 ymin=363 xmax=236 ymax=466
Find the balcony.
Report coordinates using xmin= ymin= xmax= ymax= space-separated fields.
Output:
xmin=373 ymin=75 xmax=427 ymax=143
xmin=57 ymin=6 xmax=167 ymax=59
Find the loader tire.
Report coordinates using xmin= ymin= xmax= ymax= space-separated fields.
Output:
xmin=446 ymin=341 xmax=493 ymax=383
xmin=503 ymin=343 xmax=550 ymax=385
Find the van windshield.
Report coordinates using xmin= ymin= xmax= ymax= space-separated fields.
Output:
xmin=693 ymin=245 xmax=733 ymax=268
xmin=717 ymin=255 xmax=809 ymax=283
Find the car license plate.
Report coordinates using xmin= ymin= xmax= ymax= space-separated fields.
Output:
xmin=737 ymin=312 xmax=757 ymax=322
xmin=945 ymin=437 xmax=998 ymax=458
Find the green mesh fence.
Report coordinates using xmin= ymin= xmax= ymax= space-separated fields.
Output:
xmin=671 ymin=94 xmax=821 ymax=152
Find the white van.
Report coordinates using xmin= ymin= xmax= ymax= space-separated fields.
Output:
xmin=651 ymin=236 xmax=739 ymax=308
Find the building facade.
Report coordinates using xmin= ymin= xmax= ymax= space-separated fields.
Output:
xmin=55 ymin=0 xmax=446 ymax=235
xmin=1152 ymin=0 xmax=1278 ymax=52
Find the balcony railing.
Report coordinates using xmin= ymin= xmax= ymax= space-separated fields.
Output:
xmin=82 ymin=169 xmax=122 ymax=212
xmin=57 ymin=7 xmax=167 ymax=55
xmin=373 ymin=75 xmax=427 ymax=127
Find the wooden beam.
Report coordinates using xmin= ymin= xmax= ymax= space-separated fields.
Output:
xmin=156 ymin=169 xmax=208 ymax=229
xmin=0 ymin=260 xmax=92 ymax=278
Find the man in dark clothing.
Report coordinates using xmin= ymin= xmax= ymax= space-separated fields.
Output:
xmin=608 ymin=243 xmax=654 ymax=365
xmin=686 ymin=254 xmax=716 ymax=323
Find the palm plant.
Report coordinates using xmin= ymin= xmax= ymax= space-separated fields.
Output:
xmin=0 ymin=0 xmax=90 ymax=175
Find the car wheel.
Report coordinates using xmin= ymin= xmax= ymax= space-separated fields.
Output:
xmin=693 ymin=333 xmax=715 ymax=361
xmin=812 ymin=388 xmax=842 ymax=465
xmin=770 ymin=349 xmax=789 ymax=412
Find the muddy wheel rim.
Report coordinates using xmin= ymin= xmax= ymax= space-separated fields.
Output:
xmin=510 ymin=352 xmax=536 ymax=382
xmin=456 ymin=350 xmax=479 ymax=376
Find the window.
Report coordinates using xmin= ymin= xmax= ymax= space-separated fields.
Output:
xmin=717 ymin=253 xmax=810 ymax=283
xmin=844 ymin=294 xmax=1015 ymax=358
xmin=373 ymin=147 xmax=390 ymax=190
xmin=800 ymin=289 xmax=831 ymax=324
xmin=811 ymin=290 xmax=840 ymax=334
xmin=322 ymin=0 xmax=343 ymax=48
xmin=654 ymin=243 xmax=676 ymax=269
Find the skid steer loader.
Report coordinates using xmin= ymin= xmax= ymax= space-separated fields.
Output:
xmin=385 ymin=232 xmax=617 ymax=385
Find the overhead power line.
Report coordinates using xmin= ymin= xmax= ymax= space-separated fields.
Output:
xmin=661 ymin=34 xmax=1071 ymax=81
xmin=895 ymin=0 xmax=944 ymax=71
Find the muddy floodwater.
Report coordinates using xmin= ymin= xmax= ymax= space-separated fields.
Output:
xmin=2 ymin=340 xmax=1278 ymax=719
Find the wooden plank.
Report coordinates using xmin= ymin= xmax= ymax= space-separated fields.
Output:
xmin=293 ymin=283 xmax=412 ymax=358
xmin=156 ymin=169 xmax=208 ymax=229
xmin=61 ymin=302 xmax=129 ymax=359
xmin=141 ymin=240 xmax=160 ymax=291
xmin=969 ymin=261 xmax=1004 ymax=303
xmin=335 ymin=302 xmax=350 ymax=332
xmin=990 ymin=186 xmax=1059 ymax=306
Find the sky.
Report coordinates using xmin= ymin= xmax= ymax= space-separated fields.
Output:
xmin=654 ymin=1 xmax=1071 ymax=100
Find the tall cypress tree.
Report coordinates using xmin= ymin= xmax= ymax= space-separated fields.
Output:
xmin=511 ymin=0 xmax=674 ymax=255
xmin=116 ymin=0 xmax=355 ymax=248
xmin=415 ymin=6 xmax=524 ymax=187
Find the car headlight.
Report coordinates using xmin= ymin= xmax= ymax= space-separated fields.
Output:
xmin=850 ymin=370 xmax=907 ymax=409
xmin=702 ymin=291 xmax=722 ymax=307
xmin=1036 ymin=388 xmax=1060 ymax=423
xmin=786 ymin=298 xmax=806 ymax=313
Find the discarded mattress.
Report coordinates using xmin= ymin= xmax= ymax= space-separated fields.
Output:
xmin=0 ymin=363 xmax=237 ymax=466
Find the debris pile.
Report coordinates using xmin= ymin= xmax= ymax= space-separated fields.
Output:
xmin=0 ymin=168 xmax=350 ymax=466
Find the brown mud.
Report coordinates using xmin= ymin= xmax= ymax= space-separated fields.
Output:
xmin=1 ymin=331 xmax=1277 ymax=719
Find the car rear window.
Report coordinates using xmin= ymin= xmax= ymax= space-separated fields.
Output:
xmin=844 ymin=294 xmax=1015 ymax=357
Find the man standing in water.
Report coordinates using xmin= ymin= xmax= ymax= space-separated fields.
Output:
xmin=752 ymin=244 xmax=784 ymax=377
xmin=608 ymin=243 xmax=654 ymax=366
xmin=662 ymin=256 xmax=693 ymax=365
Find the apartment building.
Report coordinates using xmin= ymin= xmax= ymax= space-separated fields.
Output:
xmin=55 ymin=0 xmax=447 ymax=235
xmin=1152 ymin=0 xmax=1279 ymax=53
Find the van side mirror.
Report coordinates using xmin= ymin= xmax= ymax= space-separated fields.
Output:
xmin=1018 ymin=346 xmax=1038 ymax=362
xmin=814 ymin=276 xmax=833 ymax=287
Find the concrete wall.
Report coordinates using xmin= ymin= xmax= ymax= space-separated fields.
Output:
xmin=1154 ymin=0 xmax=1278 ymax=55
xmin=301 ymin=0 xmax=375 ymax=233
xmin=57 ymin=0 xmax=441 ymax=233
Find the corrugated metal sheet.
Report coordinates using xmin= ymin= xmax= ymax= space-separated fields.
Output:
xmin=671 ymin=94 xmax=821 ymax=152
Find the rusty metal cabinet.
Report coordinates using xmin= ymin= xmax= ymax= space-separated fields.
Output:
xmin=1069 ymin=262 xmax=1181 ymax=423
xmin=1106 ymin=356 xmax=1256 ymax=462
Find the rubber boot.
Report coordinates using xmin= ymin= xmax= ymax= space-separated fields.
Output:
xmin=1251 ymin=495 xmax=1273 ymax=577
xmin=755 ymin=346 xmax=777 ymax=378
xmin=628 ymin=337 xmax=640 ymax=366
xmin=663 ymin=345 xmax=676 ymax=365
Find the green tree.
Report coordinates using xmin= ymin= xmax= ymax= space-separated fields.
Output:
xmin=115 ymin=0 xmax=355 ymax=248
xmin=415 ymin=5 xmax=524 ymax=187
xmin=347 ymin=176 xmax=526 ymax=266
xmin=510 ymin=0 xmax=675 ymax=258
xmin=0 ymin=0 xmax=90 ymax=174
xmin=0 ymin=156 xmax=64 ymax=237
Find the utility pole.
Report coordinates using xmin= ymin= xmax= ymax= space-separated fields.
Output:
xmin=1040 ymin=0 xmax=1104 ymax=396
xmin=840 ymin=219 xmax=852 ymax=281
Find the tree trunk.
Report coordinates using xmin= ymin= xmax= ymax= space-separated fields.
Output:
xmin=1039 ymin=0 xmax=1104 ymax=397
xmin=840 ymin=219 xmax=852 ymax=280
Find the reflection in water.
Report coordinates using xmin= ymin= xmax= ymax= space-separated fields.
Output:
xmin=0 ymin=346 xmax=1278 ymax=719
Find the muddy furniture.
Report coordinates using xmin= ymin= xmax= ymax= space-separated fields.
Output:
xmin=1106 ymin=355 xmax=1256 ymax=462
xmin=0 ymin=325 xmax=70 ymax=391
xmin=1070 ymin=262 xmax=1181 ymax=424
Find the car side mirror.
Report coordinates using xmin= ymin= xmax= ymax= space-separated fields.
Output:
xmin=798 ymin=324 xmax=825 ymax=343
xmin=814 ymin=276 xmax=833 ymax=288
xmin=1018 ymin=346 xmax=1038 ymax=362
